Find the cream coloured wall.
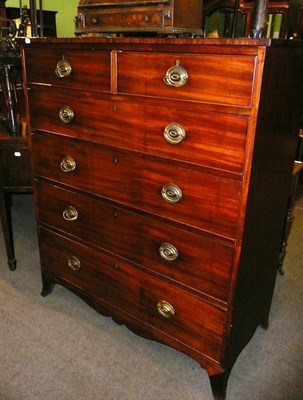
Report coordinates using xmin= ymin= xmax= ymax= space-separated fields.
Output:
xmin=6 ymin=0 xmax=79 ymax=37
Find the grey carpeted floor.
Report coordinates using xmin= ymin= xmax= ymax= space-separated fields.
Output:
xmin=1 ymin=193 xmax=303 ymax=400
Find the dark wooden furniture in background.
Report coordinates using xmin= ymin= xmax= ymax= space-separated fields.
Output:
xmin=278 ymin=130 xmax=303 ymax=273
xmin=22 ymin=37 xmax=303 ymax=400
xmin=0 ymin=126 xmax=32 ymax=270
xmin=203 ymin=0 xmax=303 ymax=38
xmin=0 ymin=0 xmax=7 ymax=33
xmin=0 ymin=1 xmax=57 ymax=271
xmin=75 ymin=0 xmax=203 ymax=35
xmin=0 ymin=0 xmax=33 ymax=271
xmin=6 ymin=7 xmax=57 ymax=37
xmin=0 ymin=0 xmax=6 ymax=18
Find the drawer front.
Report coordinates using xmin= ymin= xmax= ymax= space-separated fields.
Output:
xmin=29 ymin=85 xmax=248 ymax=174
xmin=24 ymin=48 xmax=111 ymax=91
xmin=40 ymin=227 xmax=226 ymax=362
xmin=36 ymin=181 xmax=234 ymax=302
xmin=145 ymin=106 xmax=247 ymax=174
xmin=117 ymin=52 xmax=256 ymax=107
xmin=32 ymin=133 xmax=242 ymax=238
xmin=83 ymin=10 xmax=165 ymax=29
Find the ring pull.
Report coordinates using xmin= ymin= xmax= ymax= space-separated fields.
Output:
xmin=59 ymin=105 xmax=74 ymax=124
xmin=163 ymin=60 xmax=188 ymax=88
xmin=161 ymin=183 xmax=183 ymax=204
xmin=63 ymin=206 xmax=78 ymax=221
xmin=60 ymin=155 xmax=76 ymax=173
xmin=163 ymin=123 xmax=186 ymax=145
xmin=55 ymin=59 xmax=72 ymax=78
xmin=159 ymin=243 xmax=178 ymax=262
xmin=157 ymin=300 xmax=175 ymax=319
xmin=68 ymin=256 xmax=81 ymax=271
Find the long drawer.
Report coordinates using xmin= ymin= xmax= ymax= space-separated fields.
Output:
xmin=28 ymin=85 xmax=248 ymax=174
xmin=32 ymin=132 xmax=242 ymax=238
xmin=81 ymin=9 xmax=166 ymax=30
xmin=24 ymin=48 xmax=111 ymax=91
xmin=39 ymin=227 xmax=226 ymax=363
xmin=117 ymin=52 xmax=256 ymax=107
xmin=36 ymin=180 xmax=234 ymax=302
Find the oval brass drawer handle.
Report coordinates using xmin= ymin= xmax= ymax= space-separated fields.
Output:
xmin=60 ymin=155 xmax=76 ymax=173
xmin=157 ymin=300 xmax=175 ymax=319
xmin=163 ymin=60 xmax=188 ymax=88
xmin=68 ymin=256 xmax=81 ymax=271
xmin=59 ymin=105 xmax=74 ymax=124
xmin=159 ymin=242 xmax=178 ymax=262
xmin=55 ymin=59 xmax=72 ymax=78
xmin=161 ymin=183 xmax=183 ymax=203
xmin=163 ymin=123 xmax=186 ymax=145
xmin=63 ymin=205 xmax=78 ymax=221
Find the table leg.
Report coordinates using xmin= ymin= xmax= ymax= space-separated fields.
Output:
xmin=0 ymin=190 xmax=16 ymax=270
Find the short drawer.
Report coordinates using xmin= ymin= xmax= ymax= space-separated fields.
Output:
xmin=28 ymin=85 xmax=248 ymax=174
xmin=32 ymin=132 xmax=242 ymax=239
xmin=39 ymin=227 xmax=226 ymax=363
xmin=117 ymin=52 xmax=256 ymax=107
xmin=24 ymin=48 xmax=111 ymax=91
xmin=36 ymin=181 xmax=234 ymax=302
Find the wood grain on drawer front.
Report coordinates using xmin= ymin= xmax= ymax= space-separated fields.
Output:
xmin=83 ymin=10 xmax=165 ymax=28
xmin=29 ymin=86 xmax=248 ymax=174
xmin=32 ymin=133 xmax=242 ymax=239
xmin=36 ymin=181 xmax=234 ymax=302
xmin=117 ymin=52 xmax=256 ymax=107
xmin=24 ymin=48 xmax=111 ymax=91
xmin=39 ymin=228 xmax=226 ymax=362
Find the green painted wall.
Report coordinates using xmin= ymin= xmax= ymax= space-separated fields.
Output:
xmin=6 ymin=0 xmax=78 ymax=37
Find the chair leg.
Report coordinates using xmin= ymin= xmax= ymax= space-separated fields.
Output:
xmin=0 ymin=190 xmax=16 ymax=270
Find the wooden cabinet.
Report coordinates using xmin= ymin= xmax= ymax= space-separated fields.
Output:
xmin=75 ymin=0 xmax=203 ymax=35
xmin=21 ymin=37 xmax=303 ymax=399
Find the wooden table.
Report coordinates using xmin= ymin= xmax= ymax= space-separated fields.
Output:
xmin=0 ymin=125 xmax=32 ymax=270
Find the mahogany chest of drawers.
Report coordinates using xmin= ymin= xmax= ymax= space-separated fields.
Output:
xmin=21 ymin=37 xmax=303 ymax=399
xmin=75 ymin=0 xmax=203 ymax=35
